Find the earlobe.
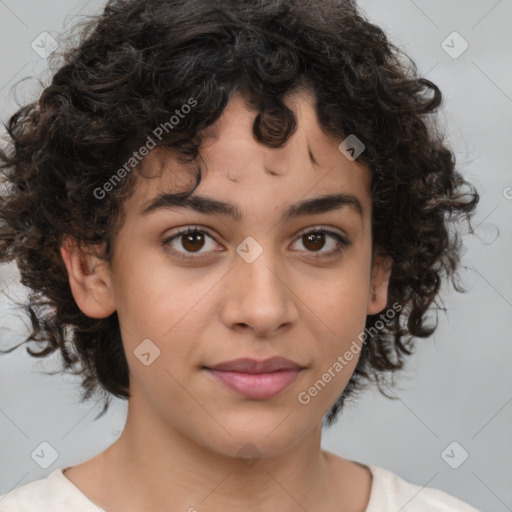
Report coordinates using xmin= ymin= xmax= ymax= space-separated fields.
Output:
xmin=59 ymin=236 xmax=116 ymax=319
xmin=367 ymin=252 xmax=393 ymax=315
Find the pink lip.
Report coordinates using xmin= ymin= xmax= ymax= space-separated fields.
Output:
xmin=205 ymin=357 xmax=304 ymax=399
xmin=206 ymin=369 xmax=302 ymax=399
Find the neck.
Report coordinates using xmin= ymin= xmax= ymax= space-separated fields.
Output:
xmin=99 ymin=400 xmax=344 ymax=512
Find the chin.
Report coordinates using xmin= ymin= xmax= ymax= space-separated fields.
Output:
xmin=194 ymin=411 xmax=314 ymax=461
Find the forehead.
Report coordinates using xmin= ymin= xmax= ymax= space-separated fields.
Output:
xmin=123 ymin=89 xmax=372 ymax=224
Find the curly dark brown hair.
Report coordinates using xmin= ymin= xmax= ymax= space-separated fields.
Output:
xmin=0 ymin=0 xmax=478 ymax=426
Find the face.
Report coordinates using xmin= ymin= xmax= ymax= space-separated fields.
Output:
xmin=61 ymin=89 xmax=391 ymax=460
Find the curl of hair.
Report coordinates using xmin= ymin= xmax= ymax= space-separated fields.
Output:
xmin=0 ymin=0 xmax=478 ymax=425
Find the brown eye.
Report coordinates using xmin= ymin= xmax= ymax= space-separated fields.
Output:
xmin=302 ymin=231 xmax=327 ymax=252
xmin=162 ymin=225 xmax=350 ymax=261
xmin=162 ymin=227 xmax=221 ymax=259
xmin=181 ymin=231 xmax=206 ymax=253
xmin=291 ymin=228 xmax=350 ymax=258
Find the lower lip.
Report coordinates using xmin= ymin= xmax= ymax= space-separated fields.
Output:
xmin=206 ymin=369 xmax=302 ymax=399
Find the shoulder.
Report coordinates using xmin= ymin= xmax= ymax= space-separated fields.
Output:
xmin=365 ymin=463 xmax=480 ymax=512
xmin=0 ymin=468 xmax=103 ymax=512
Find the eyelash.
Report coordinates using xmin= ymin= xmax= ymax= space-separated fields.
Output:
xmin=161 ymin=225 xmax=351 ymax=261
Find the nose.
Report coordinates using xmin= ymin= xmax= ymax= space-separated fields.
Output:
xmin=219 ymin=246 xmax=299 ymax=338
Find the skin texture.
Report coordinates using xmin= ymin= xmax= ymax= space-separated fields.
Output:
xmin=59 ymin=89 xmax=391 ymax=512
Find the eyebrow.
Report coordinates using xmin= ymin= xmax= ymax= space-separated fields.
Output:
xmin=140 ymin=191 xmax=364 ymax=222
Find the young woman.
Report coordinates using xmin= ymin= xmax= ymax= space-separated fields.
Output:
xmin=0 ymin=1 xmax=479 ymax=510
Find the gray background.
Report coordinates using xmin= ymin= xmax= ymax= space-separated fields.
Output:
xmin=0 ymin=1 xmax=511 ymax=510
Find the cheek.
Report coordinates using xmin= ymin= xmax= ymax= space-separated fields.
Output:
xmin=298 ymin=303 xmax=365 ymax=415
xmin=111 ymin=245 xmax=212 ymax=337
xmin=115 ymin=273 xmax=218 ymax=404
xmin=119 ymin=296 xmax=209 ymax=421
xmin=309 ymin=269 xmax=370 ymax=338
xmin=302 ymin=266 xmax=370 ymax=403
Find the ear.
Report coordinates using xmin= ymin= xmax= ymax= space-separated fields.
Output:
xmin=367 ymin=251 xmax=393 ymax=315
xmin=59 ymin=235 xmax=116 ymax=319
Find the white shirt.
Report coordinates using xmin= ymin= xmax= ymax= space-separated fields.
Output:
xmin=0 ymin=463 xmax=479 ymax=511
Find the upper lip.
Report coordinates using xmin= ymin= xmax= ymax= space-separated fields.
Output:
xmin=206 ymin=357 xmax=303 ymax=373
